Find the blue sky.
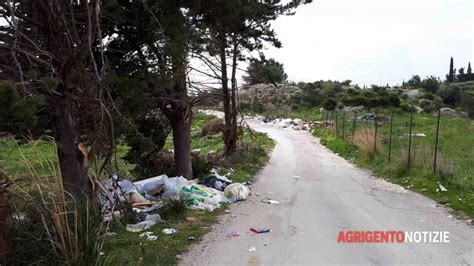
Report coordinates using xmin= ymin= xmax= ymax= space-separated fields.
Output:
xmin=262 ymin=0 xmax=474 ymax=86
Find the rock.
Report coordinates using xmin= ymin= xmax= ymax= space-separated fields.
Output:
xmin=405 ymin=89 xmax=422 ymax=99
xmin=239 ymin=83 xmax=301 ymax=111
xmin=439 ymin=107 xmax=468 ymax=118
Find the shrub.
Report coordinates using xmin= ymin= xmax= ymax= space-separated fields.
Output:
xmin=201 ymin=118 xmax=225 ymax=136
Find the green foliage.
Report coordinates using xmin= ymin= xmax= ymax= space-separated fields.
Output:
xmin=437 ymin=85 xmax=462 ymax=106
xmin=0 ymin=81 xmax=42 ymax=135
xmin=322 ymin=98 xmax=337 ymax=111
xmin=243 ymin=58 xmax=288 ymax=85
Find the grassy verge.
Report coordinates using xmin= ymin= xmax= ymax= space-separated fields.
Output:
xmin=313 ymin=110 xmax=474 ymax=218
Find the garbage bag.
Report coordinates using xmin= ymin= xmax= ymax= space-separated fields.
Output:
xmin=224 ymin=183 xmax=250 ymax=200
xmin=180 ymin=184 xmax=228 ymax=211
xmin=162 ymin=176 xmax=189 ymax=200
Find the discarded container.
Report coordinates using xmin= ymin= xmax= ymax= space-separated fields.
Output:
xmin=224 ymin=183 xmax=250 ymax=201
xmin=250 ymin=227 xmax=271 ymax=234
xmin=248 ymin=247 xmax=256 ymax=253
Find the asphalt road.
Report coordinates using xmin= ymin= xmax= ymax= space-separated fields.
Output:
xmin=180 ymin=118 xmax=474 ymax=265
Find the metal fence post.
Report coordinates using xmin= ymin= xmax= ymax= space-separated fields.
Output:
xmin=342 ymin=112 xmax=346 ymax=140
xmin=335 ymin=111 xmax=339 ymax=138
xmin=408 ymin=111 xmax=413 ymax=169
xmin=374 ymin=112 xmax=378 ymax=154
xmin=352 ymin=112 xmax=357 ymax=140
xmin=433 ymin=109 xmax=441 ymax=174
xmin=388 ymin=111 xmax=394 ymax=162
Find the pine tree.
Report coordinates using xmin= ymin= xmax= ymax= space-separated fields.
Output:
xmin=468 ymin=62 xmax=472 ymax=74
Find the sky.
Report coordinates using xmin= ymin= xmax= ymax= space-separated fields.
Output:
xmin=260 ymin=0 xmax=474 ymax=86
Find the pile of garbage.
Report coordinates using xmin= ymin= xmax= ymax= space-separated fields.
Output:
xmin=255 ymin=115 xmax=314 ymax=131
xmin=98 ymin=168 xmax=250 ymax=232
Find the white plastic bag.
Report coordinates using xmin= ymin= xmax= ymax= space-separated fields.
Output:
xmin=224 ymin=183 xmax=250 ymax=200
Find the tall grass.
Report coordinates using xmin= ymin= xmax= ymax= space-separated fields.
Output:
xmin=2 ymin=137 xmax=107 ymax=265
xmin=352 ymin=128 xmax=382 ymax=159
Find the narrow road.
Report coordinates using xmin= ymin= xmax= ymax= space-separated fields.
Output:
xmin=180 ymin=118 xmax=474 ymax=265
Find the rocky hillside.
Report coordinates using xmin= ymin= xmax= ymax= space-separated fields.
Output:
xmin=238 ymin=83 xmax=300 ymax=111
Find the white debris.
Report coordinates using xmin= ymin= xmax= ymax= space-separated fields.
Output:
xmin=162 ymin=228 xmax=177 ymax=235
xmin=438 ymin=184 xmax=448 ymax=192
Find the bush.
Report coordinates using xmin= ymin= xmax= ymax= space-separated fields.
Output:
xmin=0 ymin=81 xmax=42 ymax=135
xmin=139 ymin=151 xmax=212 ymax=180
xmin=201 ymin=119 xmax=225 ymax=136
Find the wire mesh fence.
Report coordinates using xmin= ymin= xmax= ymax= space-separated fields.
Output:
xmin=322 ymin=110 xmax=474 ymax=190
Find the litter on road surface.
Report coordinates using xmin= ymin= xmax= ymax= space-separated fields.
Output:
xmin=250 ymin=227 xmax=271 ymax=234
xmin=261 ymin=198 xmax=280 ymax=205
xmin=226 ymin=231 xmax=240 ymax=237
xmin=247 ymin=247 xmax=256 ymax=253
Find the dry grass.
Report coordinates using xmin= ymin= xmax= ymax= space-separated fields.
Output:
xmin=2 ymin=137 xmax=107 ymax=265
xmin=352 ymin=128 xmax=383 ymax=158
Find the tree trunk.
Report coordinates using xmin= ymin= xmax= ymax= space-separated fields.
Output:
xmin=48 ymin=96 xmax=90 ymax=196
xmin=227 ymin=41 xmax=239 ymax=154
xmin=169 ymin=110 xmax=193 ymax=179
xmin=0 ymin=170 xmax=11 ymax=261
xmin=219 ymin=38 xmax=236 ymax=155
xmin=164 ymin=59 xmax=193 ymax=179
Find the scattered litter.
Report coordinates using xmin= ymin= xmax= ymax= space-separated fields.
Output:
xmin=139 ymin=231 xmax=158 ymax=241
xmin=201 ymin=169 xmax=233 ymax=191
xmin=187 ymin=236 xmax=196 ymax=241
xmin=231 ymin=214 xmax=237 ymax=218
xmin=126 ymin=220 xmax=157 ymax=233
xmin=224 ymin=183 xmax=250 ymax=201
xmin=261 ymin=198 xmax=280 ymax=205
xmin=225 ymin=209 xmax=231 ymax=213
xmin=181 ymin=183 xmax=228 ymax=212
xmin=250 ymin=227 xmax=271 ymax=234
xmin=226 ymin=231 xmax=240 ymax=237
xmin=438 ymin=184 xmax=448 ymax=192
xmin=293 ymin=175 xmax=301 ymax=179
xmin=248 ymin=246 xmax=256 ymax=253
xmin=162 ymin=228 xmax=177 ymax=235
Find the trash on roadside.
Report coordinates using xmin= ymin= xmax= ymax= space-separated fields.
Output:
xmin=438 ymin=184 xmax=448 ymax=192
xmin=181 ymin=183 xmax=228 ymax=212
xmin=139 ymin=231 xmax=158 ymax=241
xmin=250 ymin=227 xmax=271 ymax=234
xmin=248 ymin=246 xmax=256 ymax=253
xmin=126 ymin=220 xmax=157 ymax=233
xmin=226 ymin=231 xmax=240 ymax=237
xmin=187 ymin=236 xmax=196 ymax=241
xmin=261 ymin=198 xmax=280 ymax=205
xmin=162 ymin=228 xmax=177 ymax=235
xmin=224 ymin=183 xmax=250 ymax=201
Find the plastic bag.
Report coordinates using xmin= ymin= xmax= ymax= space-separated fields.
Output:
xmin=224 ymin=183 xmax=250 ymax=200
